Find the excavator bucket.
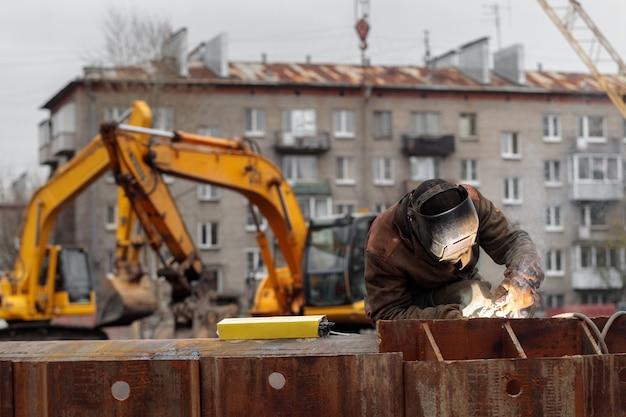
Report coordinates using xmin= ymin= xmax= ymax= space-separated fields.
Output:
xmin=95 ymin=271 xmax=158 ymax=328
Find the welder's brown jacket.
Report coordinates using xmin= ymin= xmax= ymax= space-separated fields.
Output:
xmin=365 ymin=184 xmax=543 ymax=322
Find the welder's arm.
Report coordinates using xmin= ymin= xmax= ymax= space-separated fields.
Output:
xmin=469 ymin=186 xmax=545 ymax=316
xmin=364 ymin=252 xmax=462 ymax=322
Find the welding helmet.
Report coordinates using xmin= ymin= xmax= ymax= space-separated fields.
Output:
xmin=407 ymin=181 xmax=479 ymax=266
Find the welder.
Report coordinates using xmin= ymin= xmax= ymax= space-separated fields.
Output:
xmin=364 ymin=178 xmax=544 ymax=321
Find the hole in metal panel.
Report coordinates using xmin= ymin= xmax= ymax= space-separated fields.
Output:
xmin=268 ymin=372 xmax=286 ymax=390
xmin=619 ymin=368 xmax=626 ymax=384
xmin=111 ymin=380 xmax=131 ymax=401
xmin=505 ymin=379 xmax=522 ymax=397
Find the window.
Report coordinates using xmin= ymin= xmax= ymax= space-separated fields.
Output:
xmin=502 ymin=177 xmax=521 ymax=204
xmin=373 ymin=110 xmax=392 ymax=139
xmin=546 ymin=294 xmax=564 ymax=308
xmin=336 ymin=156 xmax=356 ymax=185
xmin=153 ymin=108 xmax=173 ymax=130
xmin=459 ymin=113 xmax=477 ymax=139
xmin=198 ymin=184 xmax=220 ymax=201
xmin=545 ymin=249 xmax=564 ymax=275
xmin=245 ymin=204 xmax=267 ymax=232
xmin=372 ymin=157 xmax=394 ymax=185
xmin=501 ymin=132 xmax=521 ymax=159
xmin=578 ymin=245 xmax=621 ymax=269
xmin=578 ymin=115 xmax=605 ymax=141
xmin=105 ymin=204 xmax=117 ymax=231
xmin=410 ymin=112 xmax=440 ymax=136
xmin=374 ymin=203 xmax=390 ymax=213
xmin=545 ymin=205 xmax=562 ymax=231
xmin=198 ymin=222 xmax=220 ymax=249
xmin=283 ymin=109 xmax=316 ymax=136
xmin=410 ymin=156 xmax=440 ymax=181
xmin=544 ymin=160 xmax=561 ymax=185
xmin=461 ymin=159 xmax=479 ymax=185
xmin=51 ymin=101 xmax=76 ymax=138
xmin=104 ymin=106 xmax=127 ymax=122
xmin=198 ymin=126 xmax=219 ymax=137
xmin=245 ymin=248 xmax=266 ymax=281
xmin=335 ymin=203 xmax=356 ymax=215
xmin=245 ymin=108 xmax=266 ymax=137
xmin=573 ymin=155 xmax=619 ymax=182
xmin=203 ymin=267 xmax=223 ymax=292
xmin=332 ymin=109 xmax=355 ymax=138
xmin=298 ymin=197 xmax=332 ymax=220
xmin=580 ymin=204 xmax=607 ymax=228
xmin=581 ymin=292 xmax=610 ymax=305
xmin=542 ymin=114 xmax=561 ymax=142
xmin=283 ymin=155 xmax=318 ymax=183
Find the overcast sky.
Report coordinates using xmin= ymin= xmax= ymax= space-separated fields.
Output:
xmin=1 ymin=0 xmax=624 ymax=180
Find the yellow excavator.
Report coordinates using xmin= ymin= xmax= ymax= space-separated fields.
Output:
xmin=0 ymin=107 xmax=160 ymax=340
xmin=101 ymin=101 xmax=376 ymax=330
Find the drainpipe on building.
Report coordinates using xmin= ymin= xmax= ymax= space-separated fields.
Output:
xmin=85 ymin=81 xmax=100 ymax=284
xmin=360 ymin=61 xmax=371 ymax=211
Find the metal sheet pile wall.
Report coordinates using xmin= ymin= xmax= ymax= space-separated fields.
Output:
xmin=378 ymin=316 xmax=626 ymax=417
xmin=0 ymin=317 xmax=624 ymax=416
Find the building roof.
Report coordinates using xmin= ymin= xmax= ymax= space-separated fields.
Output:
xmin=42 ymin=60 xmax=607 ymax=110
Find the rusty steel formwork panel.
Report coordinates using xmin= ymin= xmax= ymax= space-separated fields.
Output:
xmin=0 ymin=334 xmax=402 ymax=417
xmin=0 ymin=361 xmax=13 ymax=417
xmin=200 ymin=354 xmax=403 ymax=417
xmin=0 ymin=340 xmax=202 ymax=417
xmin=378 ymin=316 xmax=626 ymax=417
xmin=184 ymin=335 xmax=404 ymax=417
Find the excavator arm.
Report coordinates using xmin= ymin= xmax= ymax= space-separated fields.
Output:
xmin=100 ymin=102 xmax=309 ymax=317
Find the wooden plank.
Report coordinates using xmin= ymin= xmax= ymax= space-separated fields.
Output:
xmin=200 ymin=353 xmax=404 ymax=417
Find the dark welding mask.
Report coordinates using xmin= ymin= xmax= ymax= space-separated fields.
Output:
xmin=407 ymin=183 xmax=479 ymax=266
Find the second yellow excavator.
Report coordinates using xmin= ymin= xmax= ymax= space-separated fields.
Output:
xmin=100 ymin=101 xmax=376 ymax=330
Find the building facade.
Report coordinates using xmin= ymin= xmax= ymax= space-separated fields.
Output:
xmin=38 ymin=33 xmax=626 ymax=312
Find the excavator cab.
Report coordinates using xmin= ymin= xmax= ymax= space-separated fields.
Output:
xmin=302 ymin=213 xmax=377 ymax=327
xmin=53 ymin=246 xmax=93 ymax=303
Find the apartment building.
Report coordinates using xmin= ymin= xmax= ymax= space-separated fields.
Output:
xmin=38 ymin=31 xmax=626 ymax=311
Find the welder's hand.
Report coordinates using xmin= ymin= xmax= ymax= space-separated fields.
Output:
xmin=494 ymin=265 xmax=541 ymax=317
xmin=460 ymin=281 xmax=496 ymax=318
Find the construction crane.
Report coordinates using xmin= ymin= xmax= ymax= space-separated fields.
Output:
xmin=537 ymin=0 xmax=626 ymax=119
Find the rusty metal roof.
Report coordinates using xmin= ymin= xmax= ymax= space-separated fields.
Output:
xmin=83 ymin=60 xmax=604 ymax=92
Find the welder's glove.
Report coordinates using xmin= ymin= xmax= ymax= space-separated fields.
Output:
xmin=495 ymin=260 xmax=544 ymax=317
xmin=460 ymin=281 xmax=496 ymax=318
xmin=428 ymin=280 xmax=494 ymax=318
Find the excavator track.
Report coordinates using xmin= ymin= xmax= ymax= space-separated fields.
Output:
xmin=0 ymin=322 xmax=108 ymax=341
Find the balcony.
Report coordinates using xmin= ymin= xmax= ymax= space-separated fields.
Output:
xmin=569 ymin=181 xmax=623 ymax=201
xmin=402 ymin=134 xmax=455 ymax=157
xmin=274 ymin=131 xmax=330 ymax=154
xmin=290 ymin=181 xmax=332 ymax=196
xmin=574 ymin=225 xmax=610 ymax=241
xmin=571 ymin=269 xmax=623 ymax=290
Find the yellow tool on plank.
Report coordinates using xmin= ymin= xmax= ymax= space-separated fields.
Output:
xmin=217 ymin=315 xmax=333 ymax=340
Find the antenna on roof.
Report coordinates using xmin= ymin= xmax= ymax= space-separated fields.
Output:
xmin=424 ymin=30 xmax=432 ymax=67
xmin=483 ymin=2 xmax=511 ymax=50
